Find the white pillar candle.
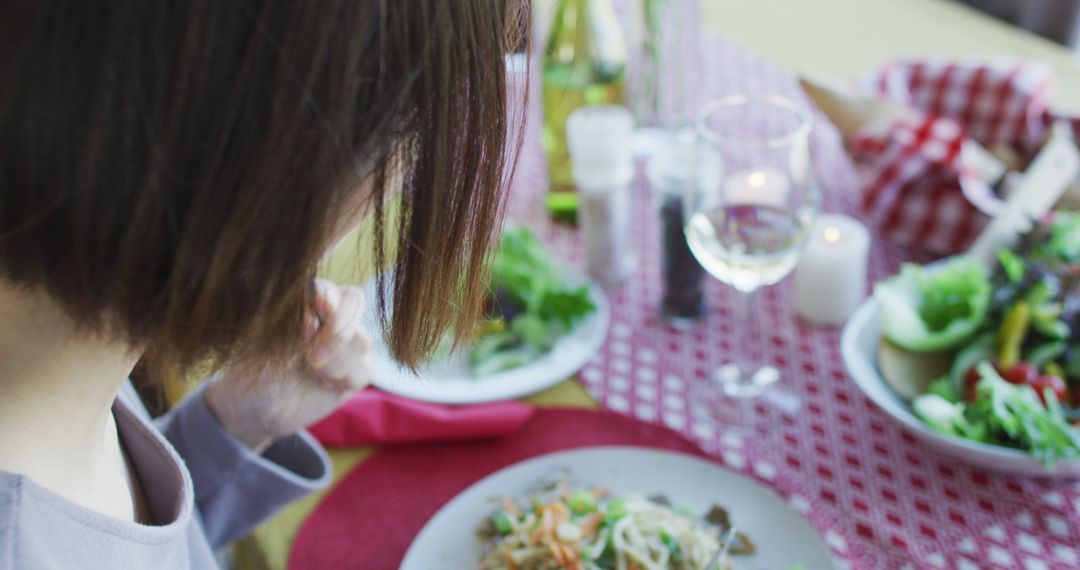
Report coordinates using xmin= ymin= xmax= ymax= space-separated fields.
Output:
xmin=723 ymin=167 xmax=790 ymax=207
xmin=795 ymin=214 xmax=871 ymax=325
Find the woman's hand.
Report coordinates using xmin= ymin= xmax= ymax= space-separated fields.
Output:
xmin=204 ymin=279 xmax=373 ymax=453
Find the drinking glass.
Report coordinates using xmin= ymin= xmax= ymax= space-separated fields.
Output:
xmin=686 ymin=95 xmax=819 ymax=433
xmin=626 ymin=0 xmax=704 ymax=156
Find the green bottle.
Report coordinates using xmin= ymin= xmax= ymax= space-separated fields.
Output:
xmin=541 ymin=0 xmax=627 ymax=222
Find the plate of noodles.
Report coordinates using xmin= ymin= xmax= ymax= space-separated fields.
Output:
xmin=400 ymin=447 xmax=835 ymax=570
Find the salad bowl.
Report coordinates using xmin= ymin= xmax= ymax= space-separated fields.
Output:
xmin=842 ymin=291 xmax=1080 ymax=477
xmin=843 ymin=212 xmax=1080 ymax=477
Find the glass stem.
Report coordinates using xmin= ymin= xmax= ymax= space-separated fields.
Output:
xmin=727 ymin=286 xmax=763 ymax=397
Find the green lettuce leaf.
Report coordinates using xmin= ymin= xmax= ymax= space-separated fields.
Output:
xmin=1034 ymin=211 xmax=1080 ymax=262
xmin=997 ymin=249 xmax=1025 ymax=283
xmin=876 ymin=258 xmax=991 ymax=352
xmin=491 ymin=227 xmax=596 ymax=325
xmin=966 ymin=362 xmax=1080 ymax=468
xmin=468 ymin=227 xmax=596 ymax=375
xmin=928 ymin=376 xmax=959 ymax=403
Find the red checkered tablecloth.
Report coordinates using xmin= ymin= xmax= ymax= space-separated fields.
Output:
xmin=504 ymin=36 xmax=1080 ymax=570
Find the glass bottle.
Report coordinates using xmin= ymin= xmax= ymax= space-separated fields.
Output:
xmin=626 ymin=0 xmax=704 ymax=157
xmin=541 ymin=0 xmax=627 ymax=223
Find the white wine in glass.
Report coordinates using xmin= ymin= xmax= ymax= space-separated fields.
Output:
xmin=685 ymin=204 xmax=813 ymax=293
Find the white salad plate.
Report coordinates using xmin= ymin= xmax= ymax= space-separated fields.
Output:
xmin=365 ymin=272 xmax=609 ymax=404
xmin=841 ymin=292 xmax=1080 ymax=477
xmin=400 ymin=446 xmax=836 ymax=570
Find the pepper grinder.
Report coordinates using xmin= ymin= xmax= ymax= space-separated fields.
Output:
xmin=646 ymin=138 xmax=721 ymax=326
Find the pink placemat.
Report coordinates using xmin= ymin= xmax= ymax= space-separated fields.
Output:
xmin=289 ymin=408 xmax=707 ymax=570
xmin=499 ymin=34 xmax=1080 ymax=570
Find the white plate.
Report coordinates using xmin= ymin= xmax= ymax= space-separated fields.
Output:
xmin=366 ymin=273 xmax=609 ymax=404
xmin=841 ymin=291 xmax=1080 ymax=477
xmin=401 ymin=446 xmax=836 ymax=570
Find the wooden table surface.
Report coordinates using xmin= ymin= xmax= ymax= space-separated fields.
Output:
xmin=235 ymin=2 xmax=1080 ymax=568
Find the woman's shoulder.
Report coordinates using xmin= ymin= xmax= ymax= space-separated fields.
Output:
xmin=0 ymin=388 xmax=219 ymax=569
xmin=0 ymin=468 xmax=210 ymax=568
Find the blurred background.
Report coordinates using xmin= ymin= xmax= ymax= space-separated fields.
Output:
xmin=695 ymin=0 xmax=1080 ymax=111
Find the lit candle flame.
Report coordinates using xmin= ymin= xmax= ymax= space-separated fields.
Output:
xmin=747 ymin=171 xmax=767 ymax=189
xmin=823 ymin=227 xmax=841 ymax=244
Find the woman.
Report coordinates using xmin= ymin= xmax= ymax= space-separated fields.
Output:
xmin=0 ymin=1 xmax=525 ymax=567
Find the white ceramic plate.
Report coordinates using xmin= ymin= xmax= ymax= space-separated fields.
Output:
xmin=401 ymin=446 xmax=836 ymax=570
xmin=841 ymin=291 xmax=1080 ymax=477
xmin=366 ymin=272 xmax=609 ymax=404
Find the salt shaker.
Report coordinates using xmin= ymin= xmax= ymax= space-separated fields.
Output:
xmin=646 ymin=138 xmax=721 ymax=326
xmin=566 ymin=105 xmax=636 ymax=288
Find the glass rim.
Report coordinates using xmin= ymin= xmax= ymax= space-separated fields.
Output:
xmin=695 ymin=95 xmax=812 ymax=148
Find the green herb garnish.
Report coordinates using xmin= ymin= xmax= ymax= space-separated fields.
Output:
xmin=876 ymin=258 xmax=991 ymax=352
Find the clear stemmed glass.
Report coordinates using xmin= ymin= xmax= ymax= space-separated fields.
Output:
xmin=685 ymin=95 xmax=819 ymax=434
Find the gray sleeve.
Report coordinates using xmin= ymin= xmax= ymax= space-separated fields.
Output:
xmin=155 ymin=383 xmax=332 ymax=549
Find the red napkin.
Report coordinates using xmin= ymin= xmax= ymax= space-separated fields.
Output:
xmin=306 ymin=388 xmax=536 ymax=447
xmin=850 ymin=59 xmax=1080 ymax=254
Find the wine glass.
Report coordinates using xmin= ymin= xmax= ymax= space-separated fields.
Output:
xmin=685 ymin=95 xmax=819 ymax=434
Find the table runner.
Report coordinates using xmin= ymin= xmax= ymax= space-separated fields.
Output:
xmin=290 ymin=408 xmax=706 ymax=569
xmin=502 ymin=35 xmax=1080 ymax=569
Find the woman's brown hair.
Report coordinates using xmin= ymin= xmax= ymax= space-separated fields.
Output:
xmin=0 ymin=1 xmax=528 ymax=375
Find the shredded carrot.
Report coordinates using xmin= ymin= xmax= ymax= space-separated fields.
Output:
xmin=502 ymin=550 xmax=518 ymax=570
xmin=549 ymin=541 xmax=583 ymax=570
xmin=541 ymin=508 xmax=556 ymax=541
xmin=591 ymin=486 xmax=611 ymax=499
xmin=500 ymin=497 xmax=520 ymax=517
xmin=562 ymin=542 xmax=581 ymax=569
xmin=529 ymin=527 xmax=542 ymax=546
xmin=551 ymin=501 xmax=571 ymax=524
xmin=578 ymin=513 xmax=604 ymax=538
xmin=521 ymin=501 xmax=589 ymax=570
xmin=529 ymin=508 xmax=546 ymax=546
xmin=548 ymin=541 xmax=567 ymax=566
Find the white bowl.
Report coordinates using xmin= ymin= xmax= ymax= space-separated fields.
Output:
xmin=841 ymin=294 xmax=1080 ymax=477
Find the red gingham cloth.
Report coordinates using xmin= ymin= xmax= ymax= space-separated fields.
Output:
xmin=850 ymin=59 xmax=1080 ymax=254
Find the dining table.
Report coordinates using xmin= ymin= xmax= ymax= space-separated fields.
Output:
xmin=233 ymin=1 xmax=1080 ymax=569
